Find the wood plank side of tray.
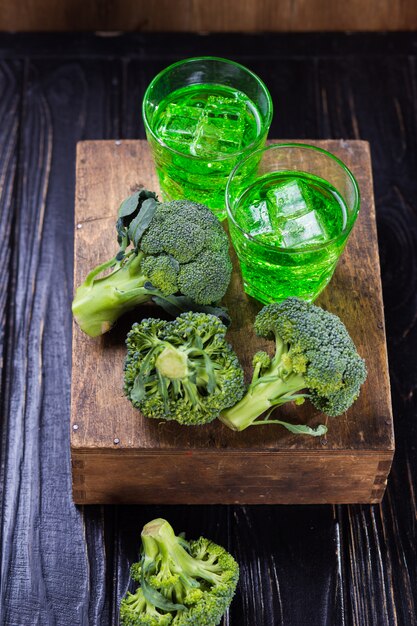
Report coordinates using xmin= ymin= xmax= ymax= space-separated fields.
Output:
xmin=71 ymin=139 xmax=393 ymax=505
xmin=72 ymin=451 xmax=393 ymax=505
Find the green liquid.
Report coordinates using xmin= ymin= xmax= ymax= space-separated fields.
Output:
xmin=147 ymin=83 xmax=265 ymax=218
xmin=229 ymin=171 xmax=349 ymax=303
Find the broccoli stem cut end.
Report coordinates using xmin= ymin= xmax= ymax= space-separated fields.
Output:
xmin=141 ymin=518 xmax=194 ymax=569
xmin=142 ymin=517 xmax=167 ymax=537
xmin=155 ymin=346 xmax=189 ymax=380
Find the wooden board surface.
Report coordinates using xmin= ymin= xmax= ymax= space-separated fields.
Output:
xmin=1 ymin=0 xmax=417 ymax=32
xmin=71 ymin=139 xmax=393 ymax=456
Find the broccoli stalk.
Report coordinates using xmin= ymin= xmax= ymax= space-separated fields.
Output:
xmin=120 ymin=518 xmax=239 ymax=626
xmin=72 ymin=251 xmax=149 ymax=336
xmin=72 ymin=190 xmax=233 ymax=337
xmin=220 ymin=349 xmax=308 ymax=432
xmin=220 ymin=298 xmax=367 ymax=435
xmin=124 ymin=312 xmax=245 ymax=426
xmin=141 ymin=519 xmax=228 ymax=591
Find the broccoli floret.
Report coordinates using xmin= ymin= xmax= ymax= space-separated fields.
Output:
xmin=177 ymin=249 xmax=233 ymax=305
xmin=119 ymin=519 xmax=239 ymax=626
xmin=72 ymin=191 xmax=232 ymax=337
xmin=124 ymin=312 xmax=245 ymax=425
xmin=120 ymin=587 xmax=173 ymax=626
xmin=140 ymin=255 xmax=180 ymax=297
xmin=220 ymin=298 xmax=367 ymax=433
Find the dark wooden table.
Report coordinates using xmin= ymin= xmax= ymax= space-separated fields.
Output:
xmin=1 ymin=33 xmax=416 ymax=626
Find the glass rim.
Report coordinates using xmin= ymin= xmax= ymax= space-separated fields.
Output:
xmin=142 ymin=55 xmax=274 ymax=162
xmin=225 ymin=142 xmax=361 ymax=254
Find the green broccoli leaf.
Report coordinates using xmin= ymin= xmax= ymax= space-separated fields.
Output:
xmin=253 ymin=417 xmax=328 ymax=437
xmin=128 ymin=197 xmax=159 ymax=248
xmin=118 ymin=190 xmax=141 ymax=219
xmin=116 ymin=190 xmax=159 ymax=258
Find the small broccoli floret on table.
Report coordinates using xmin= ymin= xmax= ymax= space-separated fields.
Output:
xmin=124 ymin=312 xmax=245 ymax=425
xmin=220 ymin=297 xmax=367 ymax=434
xmin=72 ymin=191 xmax=232 ymax=336
xmin=119 ymin=518 xmax=239 ymax=626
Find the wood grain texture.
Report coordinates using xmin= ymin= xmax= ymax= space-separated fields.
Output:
xmin=316 ymin=53 xmax=417 ymax=626
xmin=1 ymin=33 xmax=417 ymax=626
xmin=0 ymin=61 xmax=22 ymax=620
xmin=1 ymin=0 xmax=417 ymax=32
xmin=0 ymin=61 xmax=19 ymax=313
xmin=0 ymin=58 xmax=122 ymax=625
xmin=72 ymin=452 xmax=393 ymax=505
xmin=0 ymin=60 xmax=20 ymax=440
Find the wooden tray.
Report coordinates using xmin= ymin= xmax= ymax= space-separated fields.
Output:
xmin=71 ymin=139 xmax=394 ymax=505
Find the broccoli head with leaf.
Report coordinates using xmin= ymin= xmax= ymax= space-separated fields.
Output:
xmin=120 ymin=518 xmax=239 ymax=626
xmin=124 ymin=312 xmax=245 ymax=425
xmin=72 ymin=190 xmax=232 ymax=336
xmin=220 ymin=297 xmax=367 ymax=434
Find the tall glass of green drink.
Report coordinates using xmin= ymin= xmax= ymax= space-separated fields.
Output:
xmin=226 ymin=143 xmax=360 ymax=303
xmin=142 ymin=57 xmax=273 ymax=220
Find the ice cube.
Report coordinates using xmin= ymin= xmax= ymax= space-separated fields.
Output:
xmin=158 ymin=103 xmax=202 ymax=150
xmin=235 ymin=200 xmax=284 ymax=245
xmin=281 ymin=210 xmax=327 ymax=248
xmin=266 ymin=180 xmax=311 ymax=229
xmin=248 ymin=201 xmax=273 ymax=236
xmin=191 ymin=96 xmax=246 ymax=156
xmin=205 ymin=95 xmax=246 ymax=122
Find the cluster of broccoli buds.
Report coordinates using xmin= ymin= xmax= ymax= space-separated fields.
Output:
xmin=120 ymin=518 xmax=239 ymax=626
xmin=124 ymin=312 xmax=245 ymax=426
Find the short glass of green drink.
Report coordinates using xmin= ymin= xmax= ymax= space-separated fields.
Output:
xmin=226 ymin=143 xmax=360 ymax=303
xmin=142 ymin=56 xmax=273 ymax=220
